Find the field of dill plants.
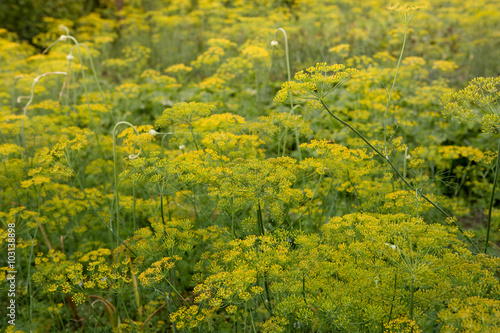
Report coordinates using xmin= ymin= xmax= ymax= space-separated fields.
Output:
xmin=2 ymin=0 xmax=500 ymax=331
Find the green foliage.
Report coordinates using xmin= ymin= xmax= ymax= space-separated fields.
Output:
xmin=1 ymin=1 xmax=500 ymax=332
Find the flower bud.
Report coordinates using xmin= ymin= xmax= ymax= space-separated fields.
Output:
xmin=271 ymin=40 xmax=279 ymax=47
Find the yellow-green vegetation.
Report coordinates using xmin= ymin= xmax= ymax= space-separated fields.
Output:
xmin=1 ymin=0 xmax=500 ymax=332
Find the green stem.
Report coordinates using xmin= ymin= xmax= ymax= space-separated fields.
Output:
xmin=28 ymin=228 xmax=38 ymax=330
xmin=484 ymin=141 xmax=500 ymax=253
xmin=383 ymin=24 xmax=407 ymax=158
xmin=188 ymin=122 xmax=200 ymax=150
xmin=74 ymin=164 xmax=137 ymax=257
xmin=166 ymin=194 xmax=172 ymax=221
xmin=387 ymin=273 xmax=397 ymax=324
xmin=273 ymin=28 xmax=304 ymax=166
xmin=302 ymin=273 xmax=308 ymax=305
xmin=319 ymin=99 xmax=479 ymax=252
xmin=403 ymin=146 xmax=408 ymax=180
xmin=21 ymin=72 xmax=68 ymax=156
xmin=161 ymin=133 xmax=170 ymax=158
xmin=166 ymin=287 xmax=178 ymax=333
xmin=409 ymin=277 xmax=414 ymax=321
xmin=290 ymin=156 xmax=327 ymax=228
xmin=277 ymin=135 xmax=281 ymax=157
xmin=65 ymin=36 xmax=103 ymax=155
xmin=263 ymin=272 xmax=273 ymax=316
xmin=160 ymin=193 xmax=167 ymax=238
xmin=272 ymin=28 xmax=293 ymax=111
xmin=255 ymin=202 xmax=273 ymax=316
xmin=319 ymin=176 xmax=336 ymax=223
xmin=113 ymin=121 xmax=141 ymax=243
xmin=76 ymin=43 xmax=116 ymax=122
xmin=249 ymin=301 xmax=257 ymax=333
xmin=132 ymin=184 xmax=136 ymax=231
xmin=257 ymin=202 xmax=265 ymax=235
xmin=231 ymin=207 xmax=235 ymax=239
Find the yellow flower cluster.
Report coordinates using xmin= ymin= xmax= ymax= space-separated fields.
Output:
xmin=441 ymin=77 xmax=500 ymax=134
xmin=2 ymin=0 xmax=500 ymax=331
xmin=274 ymin=62 xmax=359 ymax=103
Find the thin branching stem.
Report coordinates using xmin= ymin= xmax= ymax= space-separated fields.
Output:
xmin=319 ymin=98 xmax=479 ymax=252
xmin=485 ymin=140 xmax=500 ymax=253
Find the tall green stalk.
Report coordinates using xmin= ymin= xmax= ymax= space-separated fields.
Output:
xmin=45 ymin=32 xmax=116 ymax=122
xmin=484 ymin=141 xmax=500 ymax=253
xmin=27 ymin=227 xmax=38 ymax=331
xmin=113 ymin=121 xmax=141 ymax=244
xmin=257 ymin=202 xmax=265 ymax=235
xmin=383 ymin=25 xmax=407 ymax=158
xmin=256 ymin=202 xmax=273 ymax=316
xmin=188 ymin=122 xmax=200 ymax=151
xmin=61 ymin=35 xmax=104 ymax=154
xmin=21 ymin=72 xmax=68 ymax=155
xmin=160 ymin=193 xmax=167 ymax=238
xmin=272 ymin=28 xmax=304 ymax=165
xmin=72 ymin=158 xmax=137 ymax=257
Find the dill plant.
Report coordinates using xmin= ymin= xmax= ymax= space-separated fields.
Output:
xmin=274 ymin=64 xmax=479 ymax=250
xmin=3 ymin=1 xmax=500 ymax=332
xmin=441 ymin=77 xmax=500 ymax=253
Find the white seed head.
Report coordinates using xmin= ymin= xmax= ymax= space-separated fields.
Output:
xmin=179 ymin=145 xmax=185 ymax=150
xmin=66 ymin=54 xmax=74 ymax=61
xmin=59 ymin=35 xmax=67 ymax=41
xmin=33 ymin=77 xmax=40 ymax=84
xmin=406 ymin=154 xmax=411 ymax=159
xmin=149 ymin=129 xmax=159 ymax=136
xmin=271 ymin=40 xmax=279 ymax=47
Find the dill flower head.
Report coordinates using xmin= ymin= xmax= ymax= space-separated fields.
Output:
xmin=328 ymin=44 xmax=350 ymax=58
xmin=274 ymin=62 xmax=358 ymax=104
xmin=387 ymin=3 xmax=427 ymax=12
xmin=156 ymin=102 xmax=216 ymax=126
xmin=165 ymin=63 xmax=193 ymax=74
xmin=441 ymin=77 xmax=500 ymax=135
xmin=241 ymin=45 xmax=270 ymax=62
xmin=388 ymin=2 xmax=427 ymax=24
